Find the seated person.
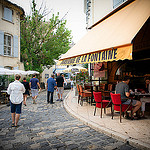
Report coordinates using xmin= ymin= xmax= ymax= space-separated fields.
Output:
xmin=140 ymin=78 xmax=150 ymax=118
xmin=115 ymin=76 xmax=141 ymax=119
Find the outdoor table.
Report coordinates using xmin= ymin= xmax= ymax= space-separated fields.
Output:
xmin=134 ymin=93 xmax=150 ymax=96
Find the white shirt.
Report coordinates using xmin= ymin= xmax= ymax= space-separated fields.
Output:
xmin=70 ymin=80 xmax=74 ymax=85
xmin=7 ymin=80 xmax=25 ymax=104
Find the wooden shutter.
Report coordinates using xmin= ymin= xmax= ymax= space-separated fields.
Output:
xmin=13 ymin=35 xmax=18 ymax=57
xmin=0 ymin=31 xmax=4 ymax=56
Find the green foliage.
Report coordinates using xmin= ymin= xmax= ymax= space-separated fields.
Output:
xmin=20 ymin=0 xmax=72 ymax=73
xmin=76 ymin=72 xmax=89 ymax=83
xmin=82 ymin=63 xmax=88 ymax=69
xmin=8 ymin=75 xmax=15 ymax=83
xmin=0 ymin=75 xmax=8 ymax=83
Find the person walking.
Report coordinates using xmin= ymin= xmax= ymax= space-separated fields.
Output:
xmin=29 ymin=74 xmax=41 ymax=104
xmin=22 ymin=77 xmax=30 ymax=106
xmin=7 ymin=74 xmax=25 ymax=127
xmin=56 ymin=73 xmax=64 ymax=101
xmin=46 ymin=74 xmax=57 ymax=104
xmin=70 ymin=78 xmax=74 ymax=91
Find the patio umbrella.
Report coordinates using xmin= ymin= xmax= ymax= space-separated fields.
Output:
xmin=26 ymin=70 xmax=39 ymax=75
xmin=0 ymin=68 xmax=14 ymax=75
xmin=9 ymin=70 xmax=27 ymax=75
xmin=63 ymin=66 xmax=87 ymax=73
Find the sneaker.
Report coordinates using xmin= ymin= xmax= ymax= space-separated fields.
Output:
xmin=60 ymin=98 xmax=63 ymax=101
xmin=56 ymin=99 xmax=60 ymax=101
xmin=50 ymin=102 xmax=55 ymax=104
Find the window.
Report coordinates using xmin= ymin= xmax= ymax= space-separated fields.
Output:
xmin=3 ymin=7 xmax=13 ymax=22
xmin=4 ymin=34 xmax=12 ymax=56
xmin=113 ymin=0 xmax=126 ymax=9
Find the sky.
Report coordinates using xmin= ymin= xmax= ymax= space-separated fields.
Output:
xmin=10 ymin=0 xmax=87 ymax=43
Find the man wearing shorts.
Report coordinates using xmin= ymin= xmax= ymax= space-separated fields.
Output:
xmin=56 ymin=73 xmax=64 ymax=101
xmin=115 ymin=76 xmax=141 ymax=119
xmin=7 ymin=74 xmax=25 ymax=127
xmin=29 ymin=74 xmax=41 ymax=104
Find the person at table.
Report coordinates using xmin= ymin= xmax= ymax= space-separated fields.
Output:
xmin=115 ymin=76 xmax=141 ymax=119
xmin=140 ymin=78 xmax=150 ymax=118
xmin=22 ymin=77 xmax=30 ymax=106
xmin=141 ymin=78 xmax=150 ymax=94
xmin=7 ymin=74 xmax=25 ymax=127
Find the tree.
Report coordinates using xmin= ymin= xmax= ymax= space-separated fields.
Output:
xmin=20 ymin=0 xmax=72 ymax=73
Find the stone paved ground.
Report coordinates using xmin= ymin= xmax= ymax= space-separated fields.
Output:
xmin=0 ymin=90 xmax=139 ymax=150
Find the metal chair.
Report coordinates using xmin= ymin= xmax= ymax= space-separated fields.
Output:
xmin=79 ymin=85 xmax=92 ymax=106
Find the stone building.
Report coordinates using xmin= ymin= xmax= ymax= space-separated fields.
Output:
xmin=0 ymin=0 xmax=24 ymax=70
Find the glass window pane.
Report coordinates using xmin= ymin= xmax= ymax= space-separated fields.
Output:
xmin=8 ymin=47 xmax=11 ymax=55
xmin=4 ymin=46 xmax=7 ymax=55
xmin=4 ymin=35 xmax=7 ymax=45
xmin=8 ymin=36 xmax=11 ymax=46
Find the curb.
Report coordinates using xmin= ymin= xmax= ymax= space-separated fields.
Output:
xmin=63 ymin=91 xmax=150 ymax=150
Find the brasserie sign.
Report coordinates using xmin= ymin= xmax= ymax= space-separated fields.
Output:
xmin=59 ymin=45 xmax=132 ymax=65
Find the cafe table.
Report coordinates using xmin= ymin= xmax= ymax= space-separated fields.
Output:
xmin=135 ymin=92 xmax=150 ymax=96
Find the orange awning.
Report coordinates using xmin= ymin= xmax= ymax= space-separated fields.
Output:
xmin=59 ymin=0 xmax=150 ymax=65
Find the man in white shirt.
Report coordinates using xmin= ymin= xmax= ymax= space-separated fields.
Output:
xmin=7 ymin=74 xmax=25 ymax=127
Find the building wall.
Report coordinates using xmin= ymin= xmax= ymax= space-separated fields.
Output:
xmin=0 ymin=1 xmax=24 ymax=70
xmin=86 ymin=0 xmax=127 ymax=28
xmin=88 ymin=0 xmax=113 ymax=27
xmin=41 ymin=65 xmax=68 ymax=84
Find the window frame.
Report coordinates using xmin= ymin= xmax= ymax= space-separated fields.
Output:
xmin=3 ymin=6 xmax=13 ymax=23
xmin=4 ymin=33 xmax=12 ymax=56
xmin=113 ymin=0 xmax=126 ymax=9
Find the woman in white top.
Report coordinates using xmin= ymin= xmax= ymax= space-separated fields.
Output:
xmin=7 ymin=74 xmax=25 ymax=127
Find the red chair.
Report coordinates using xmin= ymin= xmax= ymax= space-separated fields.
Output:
xmin=79 ymin=85 xmax=92 ymax=106
xmin=110 ymin=93 xmax=133 ymax=123
xmin=93 ymin=92 xmax=112 ymax=118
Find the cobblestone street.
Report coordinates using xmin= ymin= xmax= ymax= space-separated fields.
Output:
xmin=0 ymin=90 xmax=139 ymax=150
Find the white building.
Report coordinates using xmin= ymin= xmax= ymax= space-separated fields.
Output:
xmin=0 ymin=0 xmax=24 ymax=70
xmin=84 ymin=0 xmax=127 ymax=29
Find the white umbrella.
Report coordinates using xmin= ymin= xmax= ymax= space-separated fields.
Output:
xmin=63 ymin=66 xmax=87 ymax=73
xmin=63 ymin=67 xmax=72 ymax=73
xmin=0 ymin=68 xmax=14 ymax=75
xmin=26 ymin=70 xmax=39 ymax=75
xmin=9 ymin=69 xmax=27 ymax=75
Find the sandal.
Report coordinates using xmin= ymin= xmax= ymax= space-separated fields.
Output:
xmin=14 ymin=125 xmax=19 ymax=128
xmin=11 ymin=123 xmax=15 ymax=127
xmin=125 ymin=112 xmax=131 ymax=119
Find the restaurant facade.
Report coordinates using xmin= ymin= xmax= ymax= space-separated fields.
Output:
xmin=58 ymin=0 xmax=150 ymax=90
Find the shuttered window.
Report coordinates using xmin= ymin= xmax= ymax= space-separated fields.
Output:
xmin=4 ymin=34 xmax=12 ymax=56
xmin=3 ymin=7 xmax=13 ymax=22
xmin=13 ymin=35 xmax=18 ymax=57
xmin=0 ymin=31 xmax=4 ymax=55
